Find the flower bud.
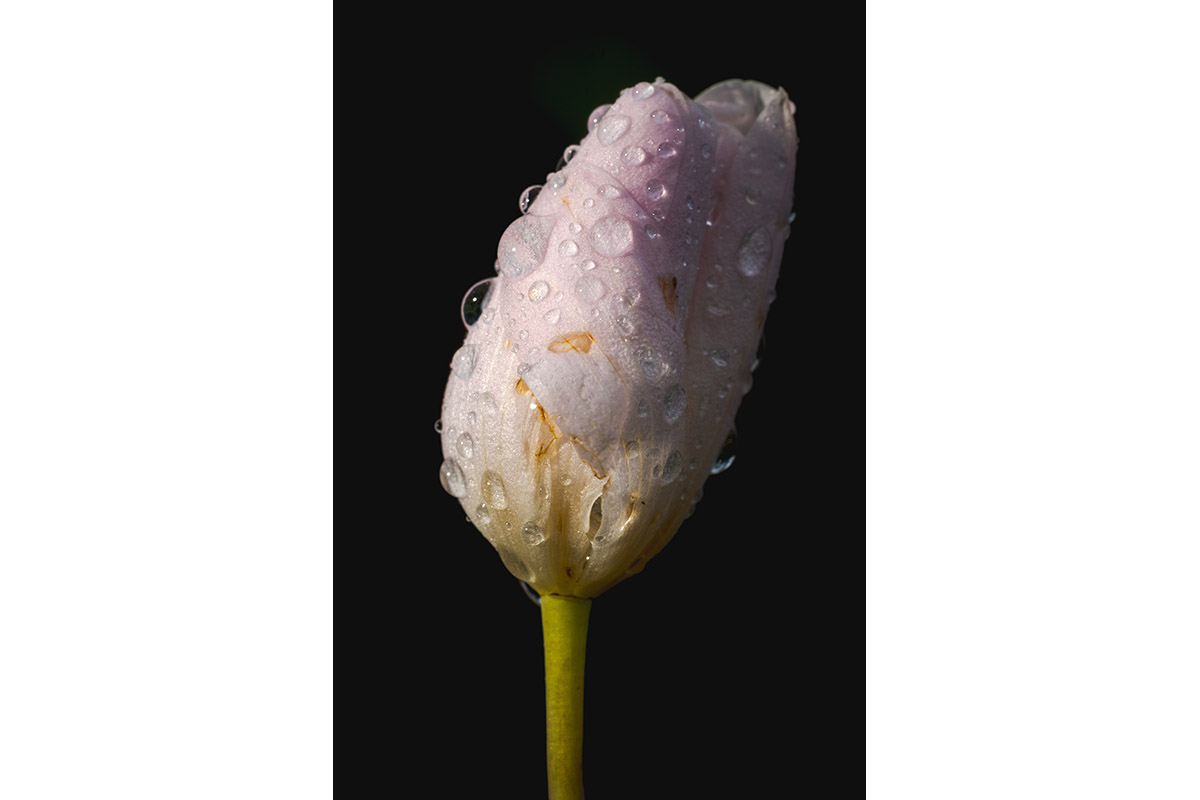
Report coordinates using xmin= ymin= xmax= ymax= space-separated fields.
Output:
xmin=439 ymin=78 xmax=796 ymax=598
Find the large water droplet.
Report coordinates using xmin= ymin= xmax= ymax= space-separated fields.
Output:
xmin=519 ymin=185 xmax=541 ymax=214
xmin=543 ymin=308 xmax=561 ymax=324
xmin=587 ymin=104 xmax=611 ymax=132
xmin=636 ymin=345 xmax=665 ymax=382
xmin=651 ymin=109 xmax=671 ymax=126
xmin=589 ymin=216 xmax=634 ymax=257
xmin=482 ymin=470 xmax=508 ymax=510
xmin=440 ymin=458 xmax=467 ymax=498
xmin=631 ymin=81 xmax=656 ymax=100
xmin=528 ymin=280 xmax=550 ymax=303
xmin=645 ymin=179 xmax=665 ymax=200
xmin=461 ymin=278 xmax=494 ymax=328
xmin=711 ymin=429 xmax=738 ymax=474
xmin=522 ymin=521 xmax=545 ymax=546
xmin=615 ymin=315 xmax=635 ymax=337
xmin=622 ymin=145 xmax=647 ymax=166
xmin=558 ymin=239 xmax=579 ymax=258
xmin=575 ymin=274 xmax=607 ymax=302
xmin=656 ymin=141 xmax=677 ymax=159
xmin=498 ymin=214 xmax=554 ymax=278
xmin=451 ymin=344 xmax=477 ymax=379
xmin=596 ymin=113 xmax=631 ymax=144
xmin=736 ymin=226 xmax=773 ymax=277
xmin=663 ymin=384 xmax=686 ymax=423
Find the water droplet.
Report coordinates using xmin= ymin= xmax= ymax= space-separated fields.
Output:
xmin=631 ymin=81 xmax=656 ymax=100
xmin=558 ymin=239 xmax=579 ymax=257
xmin=589 ymin=216 xmax=634 ymax=257
xmin=582 ymin=260 xmax=596 ymax=271
xmin=557 ymin=145 xmax=580 ymax=170
xmin=712 ymin=430 xmax=738 ymax=474
xmin=599 ymin=184 xmax=621 ymax=199
xmin=686 ymin=194 xmax=696 ymax=210
xmin=583 ymin=197 xmax=595 ymax=209
xmin=637 ymin=398 xmax=649 ymax=417
xmin=457 ymin=432 xmax=475 ymax=459
xmin=625 ymin=287 xmax=641 ymax=306
xmin=476 ymin=503 xmax=491 ymax=523
xmin=645 ymin=179 xmax=665 ymax=200
xmin=709 ymin=347 xmax=729 ymax=367
xmin=528 ymin=280 xmax=550 ymax=303
xmin=635 ymin=345 xmax=665 ymax=382
xmin=439 ymin=458 xmax=467 ymax=498
xmin=547 ymin=171 xmax=567 ymax=191
xmin=651 ymin=109 xmax=670 ymax=126
xmin=498 ymin=214 xmax=554 ymax=278
xmin=663 ymin=384 xmax=686 ymax=423
xmin=433 ymin=418 xmax=443 ymax=434
xmin=736 ymin=226 xmax=773 ymax=277
xmin=522 ymin=522 xmax=545 ymax=546
xmin=744 ymin=187 xmax=759 ymax=205
xmin=518 ymin=329 xmax=529 ymax=341
xmin=482 ymin=470 xmax=508 ymax=510
xmin=656 ymin=142 xmax=677 ymax=159
xmin=651 ymin=208 xmax=665 ymax=222
xmin=543 ymin=307 xmax=561 ymax=324
xmin=517 ymin=362 xmax=532 ymax=375
xmin=451 ymin=344 xmax=477 ymax=379
xmin=596 ymin=113 xmax=631 ymax=144
xmin=706 ymin=301 xmax=731 ymax=317
xmin=519 ymin=185 xmax=541 ymax=214
xmin=461 ymin=279 xmax=494 ymax=328
xmin=661 ymin=450 xmax=682 ymax=483
xmin=752 ymin=334 xmax=766 ymax=372
xmin=575 ymin=274 xmax=607 ymax=302
xmin=621 ymin=145 xmax=647 ymax=166
xmin=588 ymin=104 xmax=611 ymax=132
xmin=644 ymin=224 xmax=658 ymax=239
xmin=569 ymin=222 xmax=582 ymax=234
xmin=615 ymin=315 xmax=634 ymax=337
xmin=700 ymin=143 xmax=712 ymax=159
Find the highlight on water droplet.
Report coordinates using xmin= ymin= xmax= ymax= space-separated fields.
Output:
xmin=645 ymin=179 xmax=665 ymax=200
xmin=587 ymin=104 xmax=611 ymax=132
xmin=656 ymin=141 xmax=677 ymax=159
xmin=527 ymin=280 xmax=550 ymax=303
xmin=711 ymin=429 xmax=738 ymax=474
xmin=631 ymin=81 xmax=656 ymax=100
xmin=482 ymin=470 xmax=508 ymax=510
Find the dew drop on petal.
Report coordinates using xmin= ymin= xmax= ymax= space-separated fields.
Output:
xmin=456 ymin=432 xmax=475 ymax=459
xmin=528 ymin=280 xmax=550 ymax=303
xmin=461 ymin=279 xmax=494 ymax=328
xmin=711 ymin=429 xmax=738 ymax=474
xmin=596 ymin=113 xmax=631 ymax=144
xmin=736 ymin=226 xmax=773 ymax=277
xmin=519 ymin=185 xmax=541 ymax=214
xmin=663 ymin=384 xmax=686 ymax=423
xmin=522 ymin=522 xmax=545 ymax=546
xmin=631 ymin=81 xmax=656 ymax=100
xmin=543 ymin=307 xmax=561 ymax=324
xmin=558 ymin=240 xmax=579 ymax=257
xmin=451 ymin=345 xmax=477 ymax=379
xmin=645 ymin=179 xmax=665 ymax=200
xmin=621 ymin=145 xmax=647 ymax=166
xmin=588 ymin=104 xmax=611 ymax=132
xmin=590 ymin=216 xmax=634 ymax=257
xmin=651 ymin=109 xmax=670 ymax=126
xmin=656 ymin=142 xmax=677 ymax=159
xmin=575 ymin=274 xmax=607 ymax=302
xmin=482 ymin=470 xmax=508 ymax=510
xmin=439 ymin=458 xmax=467 ymax=498
xmin=661 ymin=450 xmax=682 ymax=483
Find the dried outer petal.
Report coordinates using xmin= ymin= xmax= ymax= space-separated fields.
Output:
xmin=440 ymin=78 xmax=797 ymax=598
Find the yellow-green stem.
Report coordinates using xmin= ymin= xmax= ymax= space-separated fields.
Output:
xmin=541 ymin=594 xmax=591 ymax=800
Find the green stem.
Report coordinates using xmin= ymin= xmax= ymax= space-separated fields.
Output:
xmin=541 ymin=594 xmax=591 ymax=800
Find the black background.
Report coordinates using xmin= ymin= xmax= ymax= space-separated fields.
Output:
xmin=370 ymin=22 xmax=857 ymax=797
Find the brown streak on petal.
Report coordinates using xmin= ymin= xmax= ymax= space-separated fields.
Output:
xmin=547 ymin=331 xmax=595 ymax=354
xmin=516 ymin=378 xmax=531 ymax=394
xmin=658 ymin=274 xmax=678 ymax=316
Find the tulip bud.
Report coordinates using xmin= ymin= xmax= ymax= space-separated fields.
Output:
xmin=439 ymin=78 xmax=796 ymax=599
